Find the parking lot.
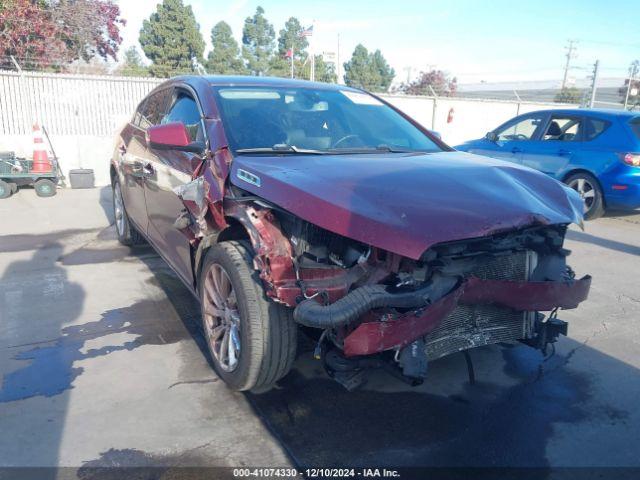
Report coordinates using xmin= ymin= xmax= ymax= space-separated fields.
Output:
xmin=1 ymin=187 xmax=640 ymax=474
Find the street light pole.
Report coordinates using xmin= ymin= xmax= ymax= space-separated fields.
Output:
xmin=624 ymin=61 xmax=639 ymax=110
xmin=589 ymin=60 xmax=600 ymax=109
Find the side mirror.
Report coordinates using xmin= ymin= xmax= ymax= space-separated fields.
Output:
xmin=147 ymin=122 xmax=205 ymax=154
xmin=428 ymin=130 xmax=442 ymax=140
xmin=485 ymin=131 xmax=498 ymax=142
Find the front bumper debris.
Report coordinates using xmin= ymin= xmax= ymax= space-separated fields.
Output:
xmin=343 ymin=275 xmax=591 ymax=357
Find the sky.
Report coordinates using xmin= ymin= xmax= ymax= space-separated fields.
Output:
xmin=115 ymin=0 xmax=640 ymax=85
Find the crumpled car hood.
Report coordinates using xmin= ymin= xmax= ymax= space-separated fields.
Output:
xmin=229 ymin=151 xmax=583 ymax=260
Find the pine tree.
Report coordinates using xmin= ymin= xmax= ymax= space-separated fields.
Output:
xmin=116 ymin=47 xmax=149 ymax=77
xmin=269 ymin=16 xmax=308 ymax=78
xmin=371 ymin=50 xmax=395 ymax=92
xmin=242 ymin=6 xmax=275 ymax=76
xmin=139 ymin=0 xmax=205 ymax=77
xmin=344 ymin=45 xmax=395 ymax=92
xmin=206 ymin=21 xmax=245 ymax=74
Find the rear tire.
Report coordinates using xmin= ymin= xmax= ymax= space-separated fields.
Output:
xmin=34 ymin=179 xmax=56 ymax=197
xmin=0 ymin=180 xmax=12 ymax=199
xmin=565 ymin=172 xmax=604 ymax=221
xmin=112 ymin=177 xmax=144 ymax=246
xmin=199 ymin=241 xmax=297 ymax=392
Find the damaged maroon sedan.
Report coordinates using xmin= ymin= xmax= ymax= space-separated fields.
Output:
xmin=111 ymin=76 xmax=591 ymax=392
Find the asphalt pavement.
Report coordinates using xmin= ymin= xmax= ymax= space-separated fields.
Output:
xmin=1 ymin=187 xmax=639 ymax=476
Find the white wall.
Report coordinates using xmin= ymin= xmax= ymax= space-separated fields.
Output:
xmin=0 ymin=71 xmax=577 ymax=187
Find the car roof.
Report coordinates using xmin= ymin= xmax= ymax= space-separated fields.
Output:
xmin=531 ymin=108 xmax=640 ymax=120
xmin=171 ymin=74 xmax=359 ymax=92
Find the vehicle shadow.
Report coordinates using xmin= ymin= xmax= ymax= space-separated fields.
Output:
xmin=247 ymin=336 xmax=638 ymax=470
xmin=81 ymin=238 xmax=640 ymax=471
xmin=0 ymin=242 xmax=85 ymax=478
xmin=566 ymin=230 xmax=640 ymax=256
xmin=98 ymin=185 xmax=114 ymax=225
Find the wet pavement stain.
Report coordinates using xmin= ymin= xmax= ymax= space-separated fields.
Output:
xmin=0 ymin=299 xmax=194 ymax=403
xmin=248 ymin=344 xmax=593 ymax=469
xmin=77 ymin=448 xmax=233 ymax=480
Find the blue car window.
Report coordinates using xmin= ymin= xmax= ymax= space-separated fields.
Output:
xmin=495 ymin=114 xmax=545 ymax=141
xmin=583 ymin=118 xmax=610 ymax=141
xmin=542 ymin=117 xmax=582 ymax=142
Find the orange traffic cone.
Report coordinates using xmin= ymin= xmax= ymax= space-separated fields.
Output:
xmin=31 ymin=123 xmax=52 ymax=174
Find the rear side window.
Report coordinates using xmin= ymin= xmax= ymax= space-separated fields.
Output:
xmin=583 ymin=117 xmax=610 ymax=141
xmin=629 ymin=117 xmax=640 ymax=140
xmin=138 ymin=89 xmax=171 ymax=129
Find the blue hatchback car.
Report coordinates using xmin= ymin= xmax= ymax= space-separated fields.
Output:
xmin=456 ymin=109 xmax=640 ymax=219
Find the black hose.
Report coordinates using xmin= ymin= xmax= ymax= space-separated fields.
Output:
xmin=293 ymin=282 xmax=437 ymax=329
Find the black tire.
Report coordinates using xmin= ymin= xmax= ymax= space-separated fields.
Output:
xmin=565 ymin=172 xmax=605 ymax=220
xmin=112 ymin=177 xmax=144 ymax=246
xmin=34 ymin=178 xmax=57 ymax=197
xmin=199 ymin=241 xmax=297 ymax=392
xmin=0 ymin=180 xmax=11 ymax=199
xmin=9 ymin=182 xmax=17 ymax=194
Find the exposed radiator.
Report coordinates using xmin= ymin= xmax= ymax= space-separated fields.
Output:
xmin=424 ymin=250 xmax=536 ymax=361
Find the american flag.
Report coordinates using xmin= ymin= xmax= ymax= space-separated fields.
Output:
xmin=299 ymin=25 xmax=313 ymax=37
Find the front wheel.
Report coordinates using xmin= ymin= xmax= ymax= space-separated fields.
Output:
xmin=565 ymin=172 xmax=604 ymax=220
xmin=199 ymin=241 xmax=297 ymax=392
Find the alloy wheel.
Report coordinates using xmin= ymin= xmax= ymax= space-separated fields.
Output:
xmin=202 ymin=264 xmax=241 ymax=372
xmin=568 ymin=177 xmax=596 ymax=213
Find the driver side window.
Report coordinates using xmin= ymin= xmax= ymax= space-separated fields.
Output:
xmin=495 ymin=114 xmax=545 ymax=141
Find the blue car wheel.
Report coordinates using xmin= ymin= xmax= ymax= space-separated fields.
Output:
xmin=565 ymin=172 xmax=605 ymax=220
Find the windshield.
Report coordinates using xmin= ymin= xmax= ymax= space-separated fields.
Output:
xmin=211 ymin=86 xmax=443 ymax=154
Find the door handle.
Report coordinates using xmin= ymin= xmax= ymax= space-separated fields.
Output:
xmin=558 ymin=149 xmax=572 ymax=156
xmin=142 ymin=162 xmax=155 ymax=176
xmin=511 ymin=147 xmax=522 ymax=153
xmin=131 ymin=160 xmax=143 ymax=173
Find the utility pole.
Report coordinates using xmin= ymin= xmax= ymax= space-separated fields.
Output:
xmin=403 ymin=66 xmax=412 ymax=84
xmin=624 ymin=60 xmax=639 ymax=110
xmin=337 ymin=33 xmax=341 ymax=84
xmin=589 ymin=60 xmax=600 ymax=108
xmin=290 ymin=45 xmax=294 ymax=79
xmin=561 ymin=39 xmax=578 ymax=90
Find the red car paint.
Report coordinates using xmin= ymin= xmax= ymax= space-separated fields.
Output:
xmin=111 ymin=76 xmax=591 ymax=376
xmin=229 ymin=152 xmax=583 ymax=260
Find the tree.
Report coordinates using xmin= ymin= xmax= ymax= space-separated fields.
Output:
xmin=555 ymin=86 xmax=581 ymax=104
xmin=0 ymin=0 xmax=124 ymax=71
xmin=51 ymin=0 xmax=125 ymax=63
xmin=370 ymin=50 xmax=394 ymax=92
xmin=115 ymin=46 xmax=149 ymax=77
xmin=242 ymin=6 xmax=275 ymax=76
xmin=313 ymin=55 xmax=337 ymax=83
xmin=399 ymin=69 xmax=457 ymax=96
xmin=206 ymin=21 xmax=245 ymax=75
xmin=269 ymin=16 xmax=308 ymax=78
xmin=343 ymin=44 xmax=394 ymax=92
xmin=139 ymin=0 xmax=205 ymax=77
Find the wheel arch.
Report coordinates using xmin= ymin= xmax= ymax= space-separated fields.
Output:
xmin=193 ymin=215 xmax=252 ymax=292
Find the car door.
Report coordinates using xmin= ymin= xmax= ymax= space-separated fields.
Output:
xmin=143 ymin=87 xmax=206 ymax=287
xmin=519 ymin=114 xmax=584 ymax=177
xmin=474 ymin=112 xmax=548 ymax=164
xmin=120 ymin=88 xmax=172 ymax=233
